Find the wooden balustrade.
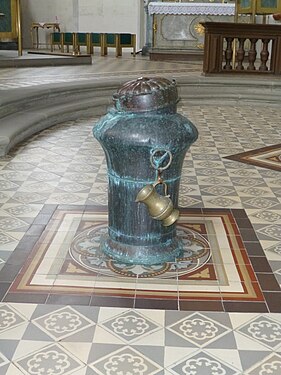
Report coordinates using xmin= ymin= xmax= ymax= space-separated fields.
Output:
xmin=202 ymin=22 xmax=281 ymax=75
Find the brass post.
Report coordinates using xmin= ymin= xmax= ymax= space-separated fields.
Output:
xmin=16 ymin=0 xmax=22 ymax=56
xmin=232 ymin=0 xmax=239 ymax=69
xmin=252 ymin=0 xmax=257 ymax=23
xmin=234 ymin=0 xmax=239 ymax=23
xmin=152 ymin=15 xmax=157 ymax=48
xmin=73 ymin=32 xmax=77 ymax=55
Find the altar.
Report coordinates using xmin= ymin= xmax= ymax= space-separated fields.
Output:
xmin=148 ymin=1 xmax=236 ymax=61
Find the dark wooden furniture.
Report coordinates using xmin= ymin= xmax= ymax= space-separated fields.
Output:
xmin=202 ymin=22 xmax=281 ymax=75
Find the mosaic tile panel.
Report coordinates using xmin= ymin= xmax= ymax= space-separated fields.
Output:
xmin=1 ymin=205 xmax=280 ymax=312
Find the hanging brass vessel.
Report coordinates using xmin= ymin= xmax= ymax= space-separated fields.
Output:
xmin=135 ymin=183 xmax=179 ymax=226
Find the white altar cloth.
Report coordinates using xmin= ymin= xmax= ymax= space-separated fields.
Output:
xmin=148 ymin=2 xmax=235 ymax=16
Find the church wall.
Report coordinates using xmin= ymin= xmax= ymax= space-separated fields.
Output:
xmin=21 ymin=0 xmax=144 ymax=50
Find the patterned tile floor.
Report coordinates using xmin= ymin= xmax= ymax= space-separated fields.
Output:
xmin=0 ymin=51 xmax=201 ymax=90
xmin=0 ymin=54 xmax=281 ymax=374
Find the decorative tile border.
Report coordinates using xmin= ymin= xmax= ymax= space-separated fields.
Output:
xmin=225 ymin=144 xmax=281 ymax=172
xmin=1 ymin=205 xmax=280 ymax=312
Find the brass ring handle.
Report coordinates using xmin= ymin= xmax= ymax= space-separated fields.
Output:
xmin=150 ymin=149 xmax=172 ymax=172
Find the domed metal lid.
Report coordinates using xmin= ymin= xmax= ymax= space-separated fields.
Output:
xmin=113 ymin=77 xmax=178 ymax=112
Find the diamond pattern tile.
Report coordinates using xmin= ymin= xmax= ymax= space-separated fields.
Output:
xmin=166 ymin=312 xmax=231 ymax=348
xmin=14 ymin=343 xmax=85 ymax=375
xmin=89 ymin=346 xmax=163 ymax=375
xmin=237 ymin=316 xmax=281 ymax=350
xmin=0 ymin=304 xmax=27 ymax=333
xmin=244 ymin=353 xmax=281 ymax=375
xmin=0 ymin=217 xmax=28 ymax=231
xmin=100 ymin=310 xmax=162 ymax=343
xmin=168 ymin=351 xmax=241 ymax=375
xmin=32 ymin=306 xmax=96 ymax=341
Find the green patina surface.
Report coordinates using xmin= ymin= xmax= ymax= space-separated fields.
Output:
xmin=93 ymin=77 xmax=198 ymax=265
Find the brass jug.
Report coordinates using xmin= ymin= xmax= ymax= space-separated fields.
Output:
xmin=135 ymin=183 xmax=179 ymax=226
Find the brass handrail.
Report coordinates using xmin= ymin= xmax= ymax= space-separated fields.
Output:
xmin=16 ymin=0 xmax=22 ymax=56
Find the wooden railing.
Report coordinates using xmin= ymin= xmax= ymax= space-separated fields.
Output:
xmin=202 ymin=22 xmax=281 ymax=75
xmin=50 ymin=32 xmax=136 ymax=57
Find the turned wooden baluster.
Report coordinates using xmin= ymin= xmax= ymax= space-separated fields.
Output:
xmin=259 ymin=38 xmax=270 ymax=71
xmin=224 ymin=37 xmax=234 ymax=70
xmin=236 ymin=37 xmax=246 ymax=70
xmin=247 ymin=38 xmax=257 ymax=71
